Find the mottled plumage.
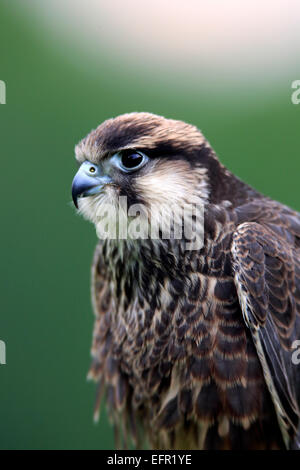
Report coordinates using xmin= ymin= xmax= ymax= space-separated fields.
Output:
xmin=72 ymin=112 xmax=300 ymax=449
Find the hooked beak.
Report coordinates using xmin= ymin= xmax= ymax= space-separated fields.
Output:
xmin=71 ymin=162 xmax=112 ymax=208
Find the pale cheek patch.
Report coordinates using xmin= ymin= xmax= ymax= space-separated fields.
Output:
xmin=135 ymin=161 xmax=209 ymax=207
xmin=133 ymin=162 xmax=208 ymax=248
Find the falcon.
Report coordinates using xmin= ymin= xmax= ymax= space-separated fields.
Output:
xmin=71 ymin=112 xmax=300 ymax=450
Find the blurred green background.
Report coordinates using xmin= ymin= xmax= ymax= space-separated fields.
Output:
xmin=0 ymin=0 xmax=299 ymax=449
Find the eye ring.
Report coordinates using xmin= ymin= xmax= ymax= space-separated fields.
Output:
xmin=113 ymin=150 xmax=149 ymax=173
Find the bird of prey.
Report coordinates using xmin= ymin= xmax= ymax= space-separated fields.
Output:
xmin=71 ymin=112 xmax=300 ymax=450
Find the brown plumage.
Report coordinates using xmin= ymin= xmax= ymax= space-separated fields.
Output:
xmin=72 ymin=112 xmax=300 ymax=449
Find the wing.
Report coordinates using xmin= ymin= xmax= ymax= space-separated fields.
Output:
xmin=232 ymin=221 xmax=300 ymax=449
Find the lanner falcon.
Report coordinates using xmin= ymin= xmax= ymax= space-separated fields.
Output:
xmin=71 ymin=112 xmax=300 ymax=450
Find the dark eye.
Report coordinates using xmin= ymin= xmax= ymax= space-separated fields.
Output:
xmin=117 ymin=150 xmax=149 ymax=172
xmin=121 ymin=152 xmax=143 ymax=168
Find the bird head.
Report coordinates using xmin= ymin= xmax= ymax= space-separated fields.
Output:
xmin=72 ymin=112 xmax=233 ymax=243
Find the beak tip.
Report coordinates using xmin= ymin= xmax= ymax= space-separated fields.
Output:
xmin=72 ymin=164 xmax=111 ymax=209
xmin=71 ymin=184 xmax=79 ymax=209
